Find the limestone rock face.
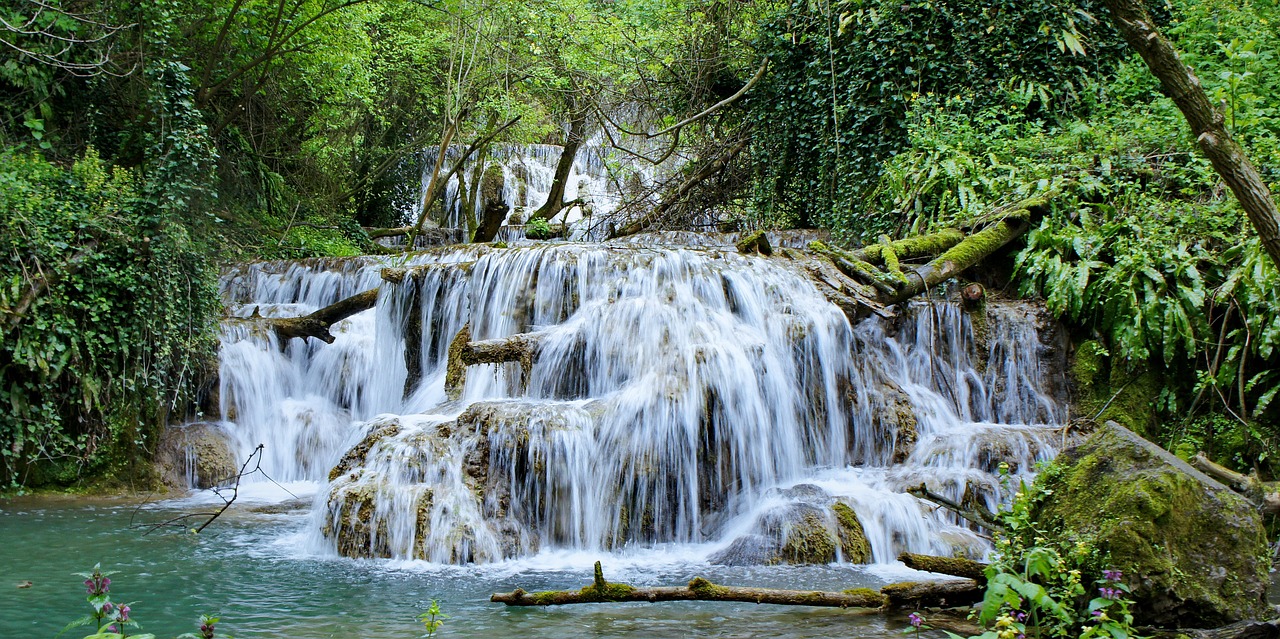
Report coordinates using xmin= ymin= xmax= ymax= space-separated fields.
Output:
xmin=1032 ymin=422 xmax=1270 ymax=627
xmin=154 ymin=422 xmax=238 ymax=490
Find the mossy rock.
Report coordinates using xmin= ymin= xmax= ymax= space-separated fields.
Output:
xmin=779 ymin=508 xmax=837 ymax=564
xmin=153 ymin=422 xmax=237 ymax=490
xmin=832 ymin=501 xmax=872 ymax=563
xmin=1031 ymin=422 xmax=1270 ymax=627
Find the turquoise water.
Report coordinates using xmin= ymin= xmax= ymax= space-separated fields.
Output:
xmin=1 ymin=496 xmax=917 ymax=639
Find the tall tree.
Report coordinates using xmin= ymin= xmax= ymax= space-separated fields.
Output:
xmin=1103 ymin=0 xmax=1280 ymax=269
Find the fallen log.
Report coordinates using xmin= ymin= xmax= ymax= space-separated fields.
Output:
xmin=856 ymin=228 xmax=964 ymax=266
xmin=1154 ymin=619 xmax=1280 ymax=639
xmin=236 ymin=287 xmax=380 ymax=344
xmin=1190 ymin=453 xmax=1280 ymax=516
xmin=885 ymin=216 xmax=1029 ymax=304
xmin=490 ymin=562 xmax=886 ymax=608
xmin=444 ymin=324 xmax=545 ymax=398
xmin=898 ymin=553 xmax=988 ymax=583
xmin=881 ymin=579 xmax=983 ymax=609
xmin=808 ymin=241 xmax=903 ymax=296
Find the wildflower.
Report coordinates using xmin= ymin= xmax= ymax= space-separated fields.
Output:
xmin=1103 ymin=569 xmax=1123 ymax=582
xmin=1092 ymin=609 xmax=1103 ymax=618
xmin=103 ymin=602 xmax=114 ymax=614
xmin=909 ymin=612 xmax=925 ymax=628
xmin=995 ymin=614 xmax=1016 ymax=629
xmin=1099 ymin=586 xmax=1121 ymax=599
xmin=1014 ymin=611 xmax=1027 ymax=622
xmin=118 ymin=604 xmax=131 ymax=622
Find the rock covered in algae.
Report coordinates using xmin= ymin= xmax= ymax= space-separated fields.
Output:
xmin=709 ymin=486 xmax=872 ymax=565
xmin=1030 ymin=422 xmax=1270 ymax=627
xmin=154 ymin=422 xmax=238 ymax=489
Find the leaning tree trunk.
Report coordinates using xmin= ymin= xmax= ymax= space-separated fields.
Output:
xmin=1104 ymin=0 xmax=1280 ymax=270
xmin=530 ymin=105 xmax=588 ymax=222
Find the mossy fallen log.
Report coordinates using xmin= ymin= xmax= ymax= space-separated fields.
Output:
xmin=808 ymin=240 xmax=902 ymax=296
xmin=857 ymin=229 xmax=965 ymax=266
xmin=898 ymin=553 xmax=988 ymax=583
xmin=880 ymin=579 xmax=984 ymax=608
xmin=236 ymin=287 xmax=380 ymax=344
xmin=884 ymin=217 xmax=1029 ymax=304
xmin=490 ymin=561 xmax=988 ymax=611
xmin=444 ymin=324 xmax=545 ymax=398
xmin=491 ymin=562 xmax=887 ymax=608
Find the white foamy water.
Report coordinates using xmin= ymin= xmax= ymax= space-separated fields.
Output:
xmin=205 ymin=241 xmax=1065 ymax=568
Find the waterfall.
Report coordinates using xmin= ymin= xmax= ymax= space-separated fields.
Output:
xmin=212 ymin=241 xmax=1066 ymax=566
xmin=417 ymin=133 xmax=679 ymax=241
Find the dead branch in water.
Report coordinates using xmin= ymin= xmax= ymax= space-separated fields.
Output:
xmin=490 ymin=561 xmax=981 ymax=610
xmin=133 ymin=444 xmax=284 ymax=535
xmin=232 ymin=288 xmax=379 ymax=344
xmin=491 ymin=561 xmax=887 ymax=608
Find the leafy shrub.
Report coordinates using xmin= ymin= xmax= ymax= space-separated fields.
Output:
xmin=748 ymin=0 xmax=1129 ymax=234
xmin=0 ymin=149 xmax=219 ymax=488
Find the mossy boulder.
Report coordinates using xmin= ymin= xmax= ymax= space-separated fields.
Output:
xmin=154 ymin=422 xmax=238 ymax=490
xmin=1031 ymin=422 xmax=1270 ymax=627
xmin=709 ymin=486 xmax=873 ymax=565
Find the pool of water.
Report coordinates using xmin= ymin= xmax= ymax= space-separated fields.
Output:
xmin=1 ymin=493 xmax=928 ymax=639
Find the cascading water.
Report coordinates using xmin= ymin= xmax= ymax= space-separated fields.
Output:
xmin=422 ymin=132 xmax=678 ymax=242
xmin=212 ymin=238 xmax=1067 ymax=567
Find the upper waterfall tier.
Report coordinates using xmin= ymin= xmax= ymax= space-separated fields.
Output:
xmin=213 ymin=242 xmax=1067 ymax=565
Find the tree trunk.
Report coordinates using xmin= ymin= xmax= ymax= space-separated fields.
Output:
xmin=444 ymin=326 xmax=544 ymax=398
xmin=885 ymin=217 xmax=1029 ymax=304
xmin=236 ymin=287 xmax=379 ymax=344
xmin=613 ymin=136 xmax=749 ymax=238
xmin=489 ymin=561 xmax=981 ymax=610
xmin=530 ymin=105 xmax=588 ymax=222
xmin=1190 ymin=453 xmax=1280 ymax=515
xmin=472 ymin=163 xmax=510 ymax=243
xmin=880 ymin=579 xmax=983 ymax=609
xmin=1103 ymin=0 xmax=1280 ymax=269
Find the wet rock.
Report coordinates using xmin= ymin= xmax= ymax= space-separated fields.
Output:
xmin=709 ymin=534 xmax=778 ymax=566
xmin=245 ymin=497 xmax=312 ymax=514
xmin=153 ymin=422 xmax=238 ymax=490
xmin=832 ymin=501 xmax=871 ymax=563
xmin=709 ymin=488 xmax=872 ymax=565
xmin=1031 ymin=422 xmax=1270 ymax=627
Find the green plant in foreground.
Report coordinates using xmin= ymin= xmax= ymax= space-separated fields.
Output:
xmin=61 ymin=565 xmax=225 ymax=639
xmin=953 ymin=464 xmax=1143 ymax=639
xmin=417 ymin=600 xmax=448 ymax=638
xmin=61 ymin=564 xmax=153 ymax=639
